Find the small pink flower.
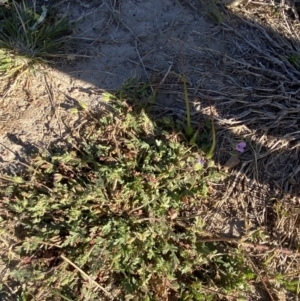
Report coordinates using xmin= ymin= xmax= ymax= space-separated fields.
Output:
xmin=236 ymin=141 xmax=246 ymax=153
xmin=196 ymin=158 xmax=206 ymax=166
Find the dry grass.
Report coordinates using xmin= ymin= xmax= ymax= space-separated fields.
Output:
xmin=0 ymin=0 xmax=300 ymax=300
xmin=148 ymin=1 xmax=300 ymax=299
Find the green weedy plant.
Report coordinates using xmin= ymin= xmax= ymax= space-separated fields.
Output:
xmin=0 ymin=94 xmax=255 ymax=300
xmin=179 ymin=49 xmax=216 ymax=159
xmin=0 ymin=0 xmax=71 ymax=79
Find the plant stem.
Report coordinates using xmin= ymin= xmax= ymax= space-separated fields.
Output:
xmin=180 ymin=47 xmax=193 ymax=137
xmin=183 ymin=73 xmax=193 ymax=137
xmin=206 ymin=103 xmax=216 ymax=159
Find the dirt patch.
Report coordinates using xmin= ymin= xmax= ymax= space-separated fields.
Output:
xmin=1 ymin=0 xmax=300 ymax=299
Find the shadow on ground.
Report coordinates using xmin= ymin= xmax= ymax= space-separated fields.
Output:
xmin=0 ymin=0 xmax=300 ymax=299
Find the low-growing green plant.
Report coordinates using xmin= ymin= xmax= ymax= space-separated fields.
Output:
xmin=0 ymin=94 xmax=256 ymax=300
xmin=0 ymin=0 xmax=71 ymax=79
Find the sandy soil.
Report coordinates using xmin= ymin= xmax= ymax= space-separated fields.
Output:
xmin=1 ymin=0 xmax=300 ymax=211
xmin=0 ymin=0 xmax=300 ymax=298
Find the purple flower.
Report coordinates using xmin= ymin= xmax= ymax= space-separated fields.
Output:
xmin=236 ymin=141 xmax=246 ymax=153
xmin=194 ymin=158 xmax=206 ymax=171
xmin=196 ymin=158 xmax=206 ymax=166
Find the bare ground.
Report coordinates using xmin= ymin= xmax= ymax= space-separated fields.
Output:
xmin=1 ymin=0 xmax=300 ymax=300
